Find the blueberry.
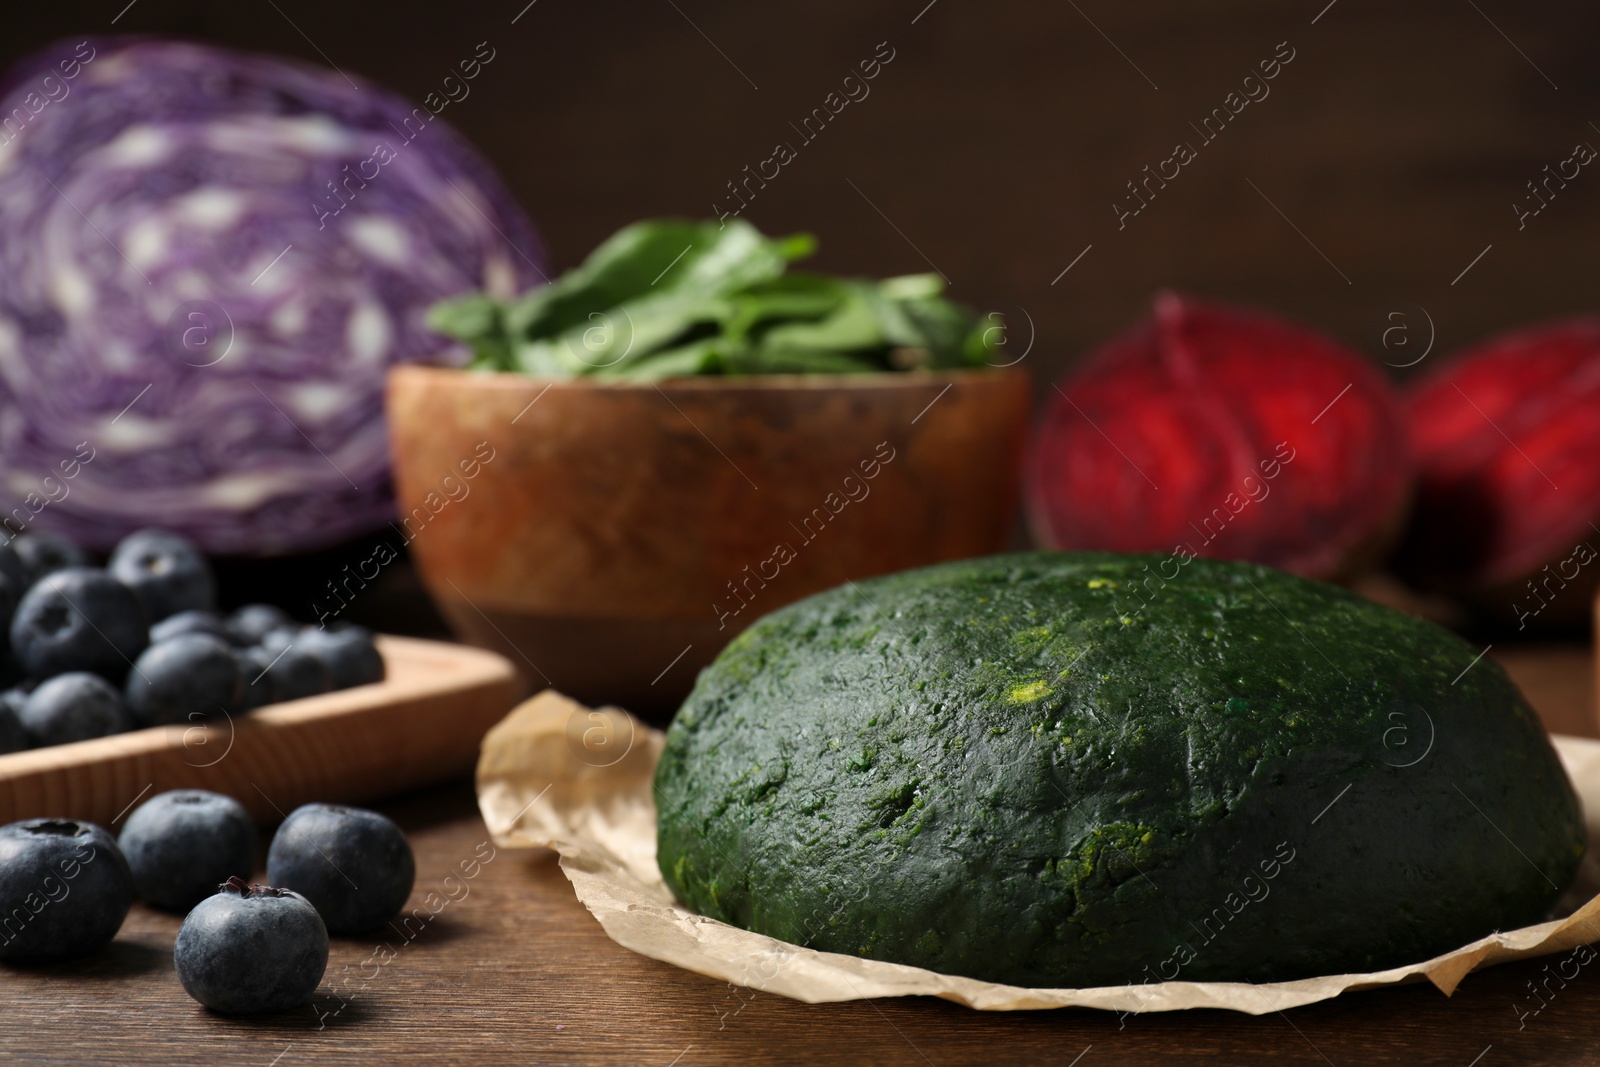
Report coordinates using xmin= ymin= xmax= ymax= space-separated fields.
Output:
xmin=226 ymin=603 xmax=292 ymax=646
xmin=0 ymin=819 xmax=133 ymax=963
xmin=19 ymin=673 xmax=128 ymax=746
xmin=118 ymin=790 xmax=259 ymax=913
xmin=267 ymin=804 xmax=414 ymax=934
xmin=258 ymin=624 xmax=302 ymax=658
xmin=10 ymin=568 xmax=148 ymax=680
xmin=0 ymin=688 xmax=28 ymax=754
xmin=150 ymin=609 xmax=230 ymax=645
xmin=11 ymin=533 xmax=89 ymax=585
xmin=263 ymin=645 xmax=331 ymax=703
xmin=300 ymin=626 xmax=385 ymax=689
xmin=174 ymin=876 xmax=328 ymax=1014
xmin=230 ymin=647 xmax=275 ymax=711
xmin=124 ymin=634 xmax=241 ymax=728
xmin=108 ymin=529 xmax=215 ymax=623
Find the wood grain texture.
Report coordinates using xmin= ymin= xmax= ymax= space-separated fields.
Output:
xmin=0 ymin=649 xmax=1593 ymax=1066
xmin=0 ymin=767 xmax=1590 ymax=1066
xmin=0 ymin=636 xmax=518 ymax=827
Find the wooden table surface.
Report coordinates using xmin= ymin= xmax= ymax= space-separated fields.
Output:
xmin=2 ymin=647 xmax=1596 ymax=1067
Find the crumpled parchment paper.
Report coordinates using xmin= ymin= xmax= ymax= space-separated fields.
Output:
xmin=476 ymin=690 xmax=1600 ymax=1014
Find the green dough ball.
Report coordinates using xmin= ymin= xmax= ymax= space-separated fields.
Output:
xmin=655 ymin=552 xmax=1585 ymax=987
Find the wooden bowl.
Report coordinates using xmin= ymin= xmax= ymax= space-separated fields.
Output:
xmin=386 ymin=365 xmax=1031 ymax=715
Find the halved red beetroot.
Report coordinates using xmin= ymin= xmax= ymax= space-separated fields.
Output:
xmin=1397 ymin=317 xmax=1600 ymax=613
xmin=1024 ymin=292 xmax=1410 ymax=581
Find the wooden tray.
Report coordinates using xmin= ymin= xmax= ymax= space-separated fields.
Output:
xmin=0 ymin=635 xmax=518 ymax=828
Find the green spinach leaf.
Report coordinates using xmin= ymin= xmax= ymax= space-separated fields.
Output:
xmin=428 ymin=218 xmax=999 ymax=379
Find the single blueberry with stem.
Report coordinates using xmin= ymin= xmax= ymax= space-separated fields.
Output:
xmin=174 ymin=876 xmax=328 ymax=1014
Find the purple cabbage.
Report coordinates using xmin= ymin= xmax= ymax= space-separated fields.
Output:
xmin=0 ymin=37 xmax=544 ymax=555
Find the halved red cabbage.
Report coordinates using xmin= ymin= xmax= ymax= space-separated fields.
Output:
xmin=0 ymin=38 xmax=544 ymax=554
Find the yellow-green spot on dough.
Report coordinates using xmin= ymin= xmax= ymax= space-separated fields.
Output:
xmin=1009 ymin=680 xmax=1051 ymax=703
xmin=1014 ymin=625 xmax=1053 ymax=646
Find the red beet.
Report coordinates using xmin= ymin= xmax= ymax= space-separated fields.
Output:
xmin=1025 ymin=293 xmax=1409 ymax=581
xmin=1398 ymin=317 xmax=1600 ymax=615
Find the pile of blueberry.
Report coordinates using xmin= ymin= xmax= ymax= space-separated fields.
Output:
xmin=0 ymin=528 xmax=385 ymax=753
xmin=0 ymin=790 xmax=415 ymax=1015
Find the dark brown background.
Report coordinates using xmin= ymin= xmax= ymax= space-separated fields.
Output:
xmin=13 ymin=0 xmax=1597 ymax=392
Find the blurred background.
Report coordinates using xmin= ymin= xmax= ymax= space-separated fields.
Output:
xmin=3 ymin=1 xmax=1596 ymax=716
xmin=7 ymin=0 xmax=1593 ymax=384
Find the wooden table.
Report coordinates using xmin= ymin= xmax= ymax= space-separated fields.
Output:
xmin=3 ymin=647 xmax=1597 ymax=1066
